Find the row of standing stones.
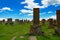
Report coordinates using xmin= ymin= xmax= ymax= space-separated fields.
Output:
xmin=0 ymin=8 xmax=60 ymax=36
xmin=0 ymin=18 xmax=30 ymax=25
xmin=30 ymin=8 xmax=60 ymax=36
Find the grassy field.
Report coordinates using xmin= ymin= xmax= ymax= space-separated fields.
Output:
xmin=0 ymin=22 xmax=60 ymax=40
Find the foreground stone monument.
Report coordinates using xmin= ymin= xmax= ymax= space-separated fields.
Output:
xmin=33 ymin=8 xmax=39 ymax=26
xmin=55 ymin=10 xmax=60 ymax=35
xmin=30 ymin=8 xmax=43 ymax=35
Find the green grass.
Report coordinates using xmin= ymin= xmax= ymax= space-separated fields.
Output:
xmin=0 ymin=22 xmax=60 ymax=40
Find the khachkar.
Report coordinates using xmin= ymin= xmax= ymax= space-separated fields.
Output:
xmin=7 ymin=18 xmax=12 ymax=23
xmin=55 ymin=10 xmax=60 ymax=35
xmin=33 ymin=8 xmax=39 ymax=26
xmin=49 ymin=18 xmax=54 ymax=28
xmin=30 ymin=8 xmax=43 ymax=35
xmin=56 ymin=10 xmax=60 ymax=27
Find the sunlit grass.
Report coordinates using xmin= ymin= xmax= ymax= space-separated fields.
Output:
xmin=0 ymin=22 xmax=60 ymax=40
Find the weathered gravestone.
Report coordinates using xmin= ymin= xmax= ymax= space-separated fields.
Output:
xmin=30 ymin=8 xmax=44 ymax=35
xmin=56 ymin=10 xmax=60 ymax=27
xmin=53 ymin=20 xmax=57 ymax=26
xmin=2 ymin=19 xmax=5 ymax=24
xmin=15 ymin=19 xmax=20 ymax=24
xmin=7 ymin=18 xmax=12 ymax=23
xmin=27 ymin=20 xmax=30 ymax=22
xmin=6 ymin=18 xmax=14 ymax=25
xmin=24 ymin=19 xmax=30 ymax=23
xmin=41 ymin=19 xmax=46 ymax=25
xmin=24 ymin=19 xmax=27 ymax=23
xmin=48 ymin=18 xmax=54 ymax=28
xmin=20 ymin=20 xmax=23 ymax=23
xmin=54 ymin=10 xmax=60 ymax=35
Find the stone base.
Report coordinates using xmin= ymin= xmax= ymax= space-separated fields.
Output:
xmin=30 ymin=25 xmax=44 ymax=35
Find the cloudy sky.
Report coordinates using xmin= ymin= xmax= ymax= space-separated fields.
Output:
xmin=0 ymin=0 xmax=60 ymax=21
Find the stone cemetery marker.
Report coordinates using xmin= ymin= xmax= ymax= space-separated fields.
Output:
xmin=41 ymin=19 xmax=46 ymax=25
xmin=15 ymin=19 xmax=20 ymax=24
xmin=7 ymin=18 xmax=13 ymax=25
xmin=30 ymin=8 xmax=43 ymax=35
xmin=33 ymin=8 xmax=39 ymax=26
xmin=54 ymin=10 xmax=60 ymax=35
xmin=20 ymin=20 xmax=23 ymax=23
xmin=53 ymin=20 xmax=57 ymax=26
xmin=7 ymin=18 xmax=12 ymax=23
xmin=56 ymin=10 xmax=60 ymax=27
xmin=49 ymin=18 xmax=54 ymax=28
xmin=2 ymin=19 xmax=5 ymax=24
xmin=24 ymin=19 xmax=27 ymax=22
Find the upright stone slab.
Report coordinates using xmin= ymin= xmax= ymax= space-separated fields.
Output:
xmin=20 ymin=20 xmax=23 ymax=23
xmin=41 ymin=19 xmax=46 ymax=25
xmin=24 ymin=19 xmax=30 ymax=23
xmin=53 ymin=20 xmax=57 ymax=26
xmin=7 ymin=18 xmax=12 ymax=23
xmin=24 ymin=19 xmax=27 ymax=23
xmin=49 ymin=18 xmax=54 ymax=28
xmin=33 ymin=8 xmax=39 ymax=26
xmin=30 ymin=8 xmax=43 ymax=35
xmin=54 ymin=10 xmax=60 ymax=35
xmin=56 ymin=10 xmax=60 ymax=27
xmin=2 ymin=19 xmax=5 ymax=24
xmin=15 ymin=19 xmax=20 ymax=24
xmin=7 ymin=18 xmax=13 ymax=25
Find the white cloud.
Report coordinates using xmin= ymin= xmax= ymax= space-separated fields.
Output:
xmin=40 ymin=12 xmax=46 ymax=15
xmin=20 ymin=9 xmax=33 ymax=14
xmin=2 ymin=7 xmax=11 ymax=10
xmin=20 ymin=0 xmax=59 ymax=21
xmin=41 ymin=0 xmax=60 ymax=8
xmin=28 ymin=13 xmax=33 ymax=16
xmin=50 ymin=15 xmax=56 ymax=19
xmin=0 ymin=7 xmax=13 ymax=12
xmin=48 ymin=11 xmax=56 ymax=14
xmin=40 ymin=15 xmax=56 ymax=21
xmin=21 ymin=0 xmax=60 ymax=9
xmin=21 ymin=0 xmax=40 ymax=9
xmin=28 ymin=12 xmax=46 ymax=16
xmin=20 ymin=0 xmax=60 ymax=15
xmin=26 ymin=18 xmax=33 ymax=21
xmin=0 ymin=18 xmax=6 ymax=21
xmin=22 ymin=18 xmax=33 ymax=21
xmin=48 ymin=11 xmax=53 ymax=14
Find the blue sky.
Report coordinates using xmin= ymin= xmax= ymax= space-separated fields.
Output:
xmin=0 ymin=0 xmax=60 ymax=21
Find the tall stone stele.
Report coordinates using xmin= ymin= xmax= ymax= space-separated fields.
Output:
xmin=56 ymin=10 xmax=60 ymax=27
xmin=30 ymin=8 xmax=42 ymax=35
xmin=55 ymin=10 xmax=60 ymax=35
